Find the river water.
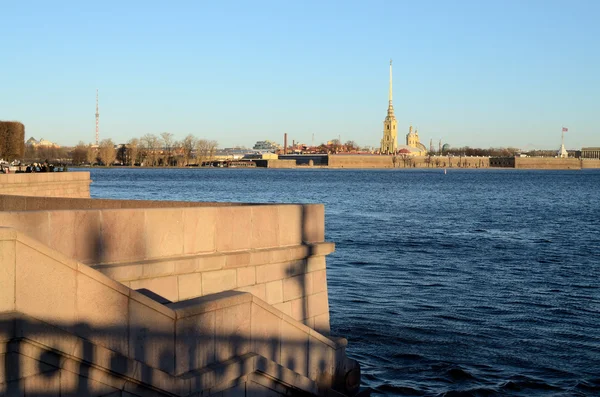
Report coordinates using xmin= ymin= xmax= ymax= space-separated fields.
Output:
xmin=85 ymin=168 xmax=600 ymax=396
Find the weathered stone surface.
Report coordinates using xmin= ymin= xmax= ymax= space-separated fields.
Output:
xmin=250 ymin=303 xmax=281 ymax=362
xmin=0 ymin=240 xmax=15 ymax=312
xmin=308 ymin=335 xmax=334 ymax=388
xmin=175 ymin=310 xmax=215 ymax=374
xmin=145 ymin=208 xmax=184 ymax=258
xmin=251 ymin=206 xmax=280 ymax=249
xmin=236 ymin=266 xmax=255 ymax=288
xmin=178 ymin=273 xmax=203 ymax=301
xmin=202 ymin=269 xmax=236 ymax=295
xmin=183 ymin=207 xmax=217 ymax=254
xmin=311 ymin=269 xmax=328 ymax=294
xmin=100 ymin=210 xmax=146 ymax=263
xmin=265 ymin=280 xmax=283 ymax=305
xmin=215 ymin=207 xmax=252 ymax=251
xmin=276 ymin=206 xmax=302 ymax=247
xmin=283 ymin=274 xmax=310 ymax=302
xmin=15 ymin=242 xmax=77 ymax=324
xmin=235 ymin=284 xmax=266 ymax=301
xmin=128 ymin=299 xmax=175 ymax=373
xmin=129 ymin=276 xmax=179 ymax=303
xmin=301 ymin=204 xmax=325 ymax=243
xmin=75 ymin=273 xmax=129 ymax=356
xmin=280 ymin=321 xmax=309 ymax=377
xmin=215 ymin=302 xmax=251 ymax=362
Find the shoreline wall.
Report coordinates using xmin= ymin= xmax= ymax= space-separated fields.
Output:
xmin=0 ymin=198 xmax=332 ymax=335
xmin=0 ymin=177 xmax=361 ymax=396
xmin=514 ymin=157 xmax=581 ymax=169
xmin=582 ymin=159 xmax=600 ymax=169
xmin=0 ymin=171 xmax=91 ymax=197
xmin=0 ymin=227 xmax=356 ymax=396
xmin=327 ymin=155 xmax=490 ymax=169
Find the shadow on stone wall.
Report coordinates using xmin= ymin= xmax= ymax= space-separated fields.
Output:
xmin=1 ymin=202 xmax=358 ymax=395
xmin=1 ymin=315 xmax=358 ymax=396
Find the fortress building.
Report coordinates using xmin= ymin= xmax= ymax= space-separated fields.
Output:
xmin=380 ymin=61 xmax=427 ymax=156
xmin=380 ymin=60 xmax=398 ymax=154
xmin=405 ymin=125 xmax=428 ymax=155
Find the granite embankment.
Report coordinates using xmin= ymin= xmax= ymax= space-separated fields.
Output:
xmin=317 ymin=155 xmax=600 ymax=170
xmin=0 ymin=172 xmax=360 ymax=397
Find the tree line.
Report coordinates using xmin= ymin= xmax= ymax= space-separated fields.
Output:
xmin=0 ymin=121 xmax=25 ymax=161
xmin=70 ymin=133 xmax=219 ymax=167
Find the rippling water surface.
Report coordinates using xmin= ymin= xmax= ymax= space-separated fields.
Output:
xmin=85 ymin=168 xmax=600 ymax=396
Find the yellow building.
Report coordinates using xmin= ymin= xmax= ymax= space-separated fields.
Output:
xmin=380 ymin=61 xmax=427 ymax=156
xmin=406 ymin=125 xmax=428 ymax=155
xmin=380 ymin=60 xmax=397 ymax=154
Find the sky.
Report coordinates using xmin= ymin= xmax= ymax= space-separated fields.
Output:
xmin=1 ymin=0 xmax=598 ymax=150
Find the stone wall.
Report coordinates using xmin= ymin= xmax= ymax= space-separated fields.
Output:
xmin=328 ymin=155 xmax=393 ymax=168
xmin=327 ymin=154 xmax=490 ymax=169
xmin=0 ymin=228 xmax=356 ymax=396
xmin=582 ymin=159 xmax=600 ymax=169
xmin=514 ymin=157 xmax=581 ymax=169
xmin=0 ymin=169 xmax=360 ymax=396
xmin=0 ymin=200 xmax=332 ymax=335
xmin=254 ymin=159 xmax=298 ymax=168
xmin=0 ymin=172 xmax=91 ymax=197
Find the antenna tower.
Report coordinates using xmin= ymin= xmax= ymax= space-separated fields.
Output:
xmin=95 ymin=89 xmax=100 ymax=145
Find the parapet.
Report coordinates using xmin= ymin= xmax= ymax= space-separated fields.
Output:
xmin=0 ymin=193 xmax=361 ymax=396
xmin=0 ymin=171 xmax=91 ymax=198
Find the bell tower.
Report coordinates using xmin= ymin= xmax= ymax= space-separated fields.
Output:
xmin=380 ymin=60 xmax=398 ymax=154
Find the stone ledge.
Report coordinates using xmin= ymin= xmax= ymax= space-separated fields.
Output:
xmin=93 ymin=242 xmax=335 ymax=282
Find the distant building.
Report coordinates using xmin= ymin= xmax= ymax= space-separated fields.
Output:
xmin=25 ymin=137 xmax=60 ymax=148
xmin=581 ymin=147 xmax=600 ymax=159
xmin=380 ymin=61 xmax=427 ymax=156
xmin=380 ymin=61 xmax=398 ymax=154
xmin=405 ymin=126 xmax=428 ymax=156
xmin=253 ymin=140 xmax=280 ymax=151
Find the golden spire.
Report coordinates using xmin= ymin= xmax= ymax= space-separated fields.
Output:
xmin=389 ymin=59 xmax=393 ymax=104
xmin=387 ymin=59 xmax=394 ymax=118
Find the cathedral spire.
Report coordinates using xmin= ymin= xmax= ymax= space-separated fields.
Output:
xmin=387 ymin=59 xmax=394 ymax=117
xmin=389 ymin=59 xmax=393 ymax=103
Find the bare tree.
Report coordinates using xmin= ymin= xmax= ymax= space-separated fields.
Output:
xmin=172 ymin=140 xmax=185 ymax=166
xmin=208 ymin=140 xmax=218 ymax=162
xmin=128 ymin=138 xmax=140 ymax=166
xmin=86 ymin=144 xmax=97 ymax=166
xmin=98 ymin=139 xmax=117 ymax=166
xmin=181 ymin=134 xmax=196 ymax=166
xmin=161 ymin=132 xmax=174 ymax=166
xmin=344 ymin=140 xmax=358 ymax=152
xmin=71 ymin=141 xmax=87 ymax=165
xmin=195 ymin=139 xmax=208 ymax=166
xmin=330 ymin=139 xmax=341 ymax=154
xmin=141 ymin=134 xmax=160 ymax=166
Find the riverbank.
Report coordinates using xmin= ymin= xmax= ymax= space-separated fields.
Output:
xmin=70 ymin=155 xmax=600 ymax=170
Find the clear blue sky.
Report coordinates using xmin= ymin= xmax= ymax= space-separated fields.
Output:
xmin=1 ymin=0 xmax=598 ymax=150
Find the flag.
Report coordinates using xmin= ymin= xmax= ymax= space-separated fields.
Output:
xmin=562 ymin=127 xmax=568 ymax=132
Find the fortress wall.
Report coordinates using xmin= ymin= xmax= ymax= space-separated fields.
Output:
xmin=266 ymin=159 xmax=297 ymax=168
xmin=327 ymin=155 xmax=490 ymax=169
xmin=582 ymin=159 xmax=600 ymax=169
xmin=0 ymin=172 xmax=91 ymax=198
xmin=514 ymin=157 xmax=581 ymax=169
xmin=0 ymin=203 xmax=332 ymax=334
xmin=328 ymin=155 xmax=393 ymax=168
xmin=0 ymin=228 xmax=351 ymax=395
xmin=400 ymin=156 xmax=490 ymax=168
